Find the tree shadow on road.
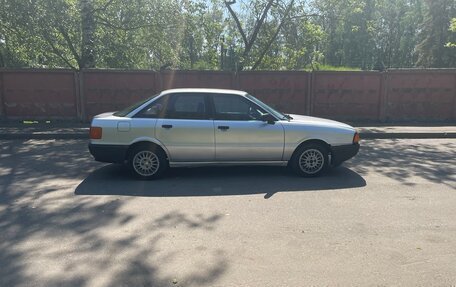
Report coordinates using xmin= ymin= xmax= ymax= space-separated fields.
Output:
xmin=0 ymin=140 xmax=229 ymax=287
xmin=348 ymin=139 xmax=456 ymax=188
xmin=2 ymin=138 xmax=453 ymax=286
xmin=75 ymin=165 xmax=367 ymax=199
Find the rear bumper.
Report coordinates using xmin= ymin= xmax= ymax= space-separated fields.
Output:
xmin=88 ymin=143 xmax=128 ymax=164
xmin=330 ymin=143 xmax=360 ymax=166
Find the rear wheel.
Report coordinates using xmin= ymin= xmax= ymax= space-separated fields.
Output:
xmin=128 ymin=144 xmax=168 ymax=179
xmin=290 ymin=143 xmax=329 ymax=177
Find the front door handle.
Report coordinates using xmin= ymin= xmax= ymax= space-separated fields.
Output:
xmin=162 ymin=124 xmax=173 ymax=129
xmin=218 ymin=126 xmax=230 ymax=130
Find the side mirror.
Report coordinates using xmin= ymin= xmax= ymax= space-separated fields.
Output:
xmin=260 ymin=114 xmax=276 ymax=125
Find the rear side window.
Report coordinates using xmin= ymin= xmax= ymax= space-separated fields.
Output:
xmin=134 ymin=96 xmax=168 ymax=118
xmin=114 ymin=93 xmax=159 ymax=117
xmin=165 ymin=93 xmax=207 ymax=120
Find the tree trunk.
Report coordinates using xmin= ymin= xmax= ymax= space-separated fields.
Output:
xmin=80 ymin=0 xmax=95 ymax=68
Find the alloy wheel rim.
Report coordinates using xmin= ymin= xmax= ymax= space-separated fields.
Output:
xmin=133 ymin=151 xmax=160 ymax=177
xmin=299 ymin=149 xmax=324 ymax=174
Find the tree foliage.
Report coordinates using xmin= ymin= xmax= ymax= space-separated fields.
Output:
xmin=444 ymin=18 xmax=456 ymax=48
xmin=0 ymin=0 xmax=454 ymax=70
xmin=415 ymin=0 xmax=456 ymax=67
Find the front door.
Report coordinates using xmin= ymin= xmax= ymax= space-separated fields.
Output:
xmin=212 ymin=93 xmax=284 ymax=161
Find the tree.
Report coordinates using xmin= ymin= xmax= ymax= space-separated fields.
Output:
xmin=224 ymin=0 xmax=297 ymax=71
xmin=373 ymin=0 xmax=424 ymax=69
xmin=177 ymin=1 xmax=224 ymax=69
xmin=445 ymin=18 xmax=456 ymax=48
xmin=0 ymin=0 xmax=455 ymax=70
xmin=80 ymin=0 xmax=96 ymax=68
xmin=415 ymin=0 xmax=456 ymax=67
xmin=0 ymin=0 xmax=95 ymax=69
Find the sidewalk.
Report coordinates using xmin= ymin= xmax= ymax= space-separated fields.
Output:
xmin=0 ymin=122 xmax=455 ymax=140
xmin=0 ymin=122 xmax=89 ymax=140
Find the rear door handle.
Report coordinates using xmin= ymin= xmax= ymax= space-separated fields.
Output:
xmin=162 ymin=124 xmax=173 ymax=129
xmin=218 ymin=126 xmax=230 ymax=130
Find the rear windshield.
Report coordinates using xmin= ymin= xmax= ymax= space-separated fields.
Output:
xmin=113 ymin=94 xmax=159 ymax=117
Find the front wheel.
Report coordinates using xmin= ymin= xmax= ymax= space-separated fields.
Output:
xmin=290 ymin=143 xmax=329 ymax=177
xmin=128 ymin=144 xmax=168 ymax=179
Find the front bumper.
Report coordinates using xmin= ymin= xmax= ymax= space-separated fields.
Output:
xmin=330 ymin=143 xmax=360 ymax=166
xmin=88 ymin=143 xmax=128 ymax=164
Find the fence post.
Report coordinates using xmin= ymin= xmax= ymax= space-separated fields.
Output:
xmin=453 ymin=71 xmax=456 ymax=121
xmin=306 ymin=72 xmax=312 ymax=115
xmin=233 ymin=70 xmax=239 ymax=90
xmin=74 ymin=71 xmax=81 ymax=121
xmin=79 ymin=69 xmax=87 ymax=122
xmin=309 ymin=71 xmax=317 ymax=116
xmin=0 ymin=71 xmax=5 ymax=120
xmin=155 ymin=70 xmax=162 ymax=92
xmin=378 ymin=71 xmax=388 ymax=122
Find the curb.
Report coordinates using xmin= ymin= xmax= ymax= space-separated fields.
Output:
xmin=360 ymin=132 xmax=456 ymax=139
xmin=0 ymin=132 xmax=455 ymax=140
xmin=0 ymin=133 xmax=88 ymax=140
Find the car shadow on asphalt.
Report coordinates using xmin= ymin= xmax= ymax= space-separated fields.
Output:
xmin=75 ymin=165 xmax=366 ymax=199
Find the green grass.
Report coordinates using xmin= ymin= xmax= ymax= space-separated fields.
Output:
xmin=23 ymin=120 xmax=51 ymax=124
xmin=313 ymin=64 xmax=362 ymax=71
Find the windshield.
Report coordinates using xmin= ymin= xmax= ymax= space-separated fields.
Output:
xmin=113 ymin=93 xmax=159 ymax=117
xmin=245 ymin=94 xmax=287 ymax=120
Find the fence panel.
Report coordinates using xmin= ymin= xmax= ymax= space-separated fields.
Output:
xmin=160 ymin=71 xmax=233 ymax=89
xmin=2 ymin=70 xmax=77 ymax=119
xmin=0 ymin=69 xmax=455 ymax=122
xmin=238 ymin=71 xmax=309 ymax=114
xmin=385 ymin=70 xmax=456 ymax=121
xmin=83 ymin=70 xmax=157 ymax=120
xmin=312 ymin=72 xmax=382 ymax=121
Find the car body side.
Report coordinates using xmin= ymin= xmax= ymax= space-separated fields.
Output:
xmin=89 ymin=89 xmax=359 ymax=167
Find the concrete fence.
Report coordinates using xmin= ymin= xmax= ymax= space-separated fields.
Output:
xmin=0 ymin=69 xmax=455 ymax=122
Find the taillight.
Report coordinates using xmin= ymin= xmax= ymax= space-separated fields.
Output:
xmin=353 ymin=132 xmax=360 ymax=144
xmin=90 ymin=127 xmax=102 ymax=139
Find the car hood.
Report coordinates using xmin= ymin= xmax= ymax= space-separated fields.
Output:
xmin=288 ymin=114 xmax=354 ymax=130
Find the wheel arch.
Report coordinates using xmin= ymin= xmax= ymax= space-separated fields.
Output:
xmin=126 ymin=139 xmax=170 ymax=162
xmin=290 ymin=139 xmax=331 ymax=161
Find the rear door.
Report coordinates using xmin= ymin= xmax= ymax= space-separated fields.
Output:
xmin=155 ymin=93 xmax=215 ymax=162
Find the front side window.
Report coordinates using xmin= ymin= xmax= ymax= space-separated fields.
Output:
xmin=245 ymin=94 xmax=286 ymax=120
xmin=213 ymin=94 xmax=266 ymax=121
xmin=165 ymin=93 xmax=207 ymax=120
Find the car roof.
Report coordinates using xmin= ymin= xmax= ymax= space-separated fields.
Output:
xmin=160 ymin=88 xmax=248 ymax=96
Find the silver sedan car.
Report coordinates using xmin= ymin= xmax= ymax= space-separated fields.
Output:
xmin=89 ymin=88 xmax=360 ymax=179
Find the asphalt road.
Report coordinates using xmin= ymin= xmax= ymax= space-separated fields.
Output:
xmin=0 ymin=139 xmax=455 ymax=287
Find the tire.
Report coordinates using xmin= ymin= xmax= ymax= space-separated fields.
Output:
xmin=290 ymin=143 xmax=329 ymax=177
xmin=128 ymin=144 xmax=168 ymax=180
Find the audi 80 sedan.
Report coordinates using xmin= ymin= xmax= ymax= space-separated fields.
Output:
xmin=89 ymin=88 xmax=360 ymax=179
